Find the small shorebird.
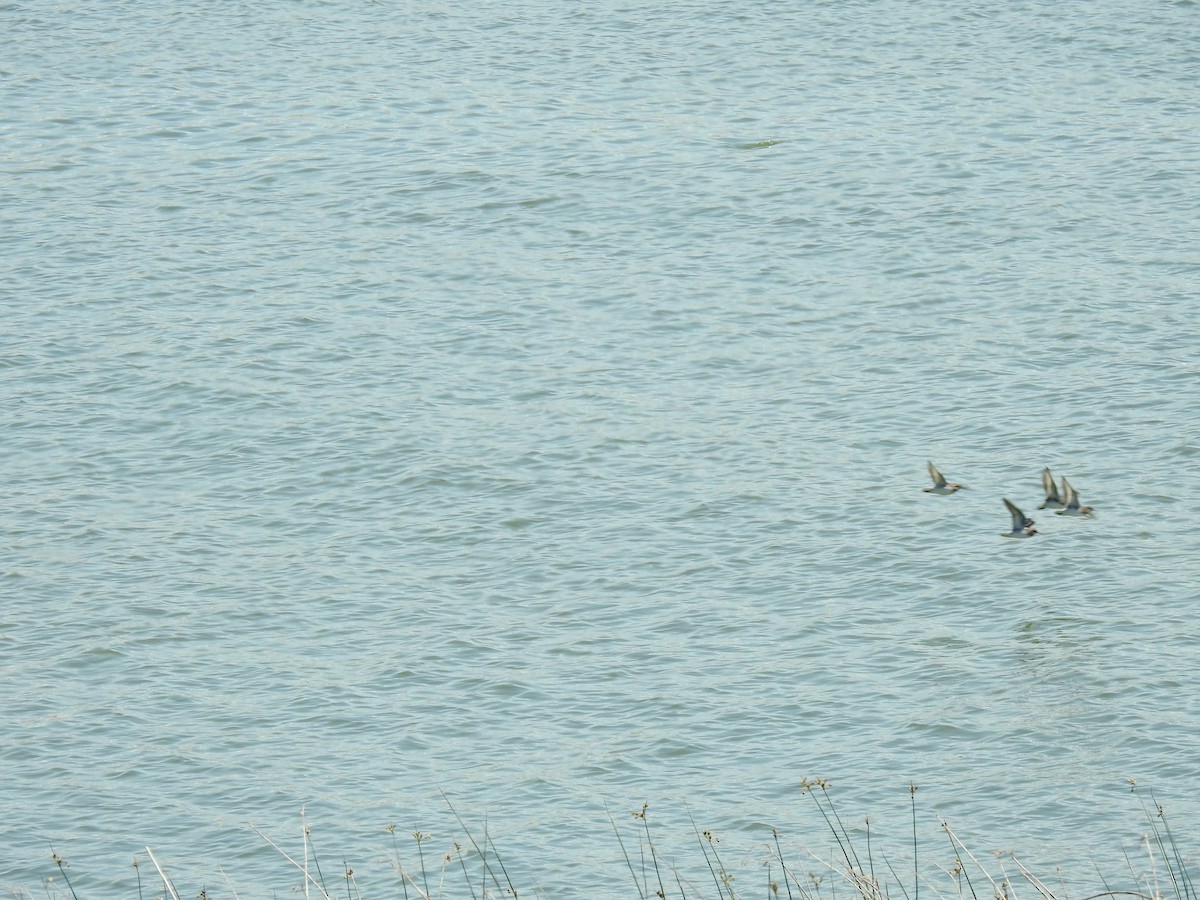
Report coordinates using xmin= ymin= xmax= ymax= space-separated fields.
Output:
xmin=1056 ymin=477 xmax=1096 ymax=518
xmin=1038 ymin=467 xmax=1065 ymax=509
xmin=1002 ymin=498 xmax=1038 ymax=538
xmin=924 ymin=461 xmax=966 ymax=495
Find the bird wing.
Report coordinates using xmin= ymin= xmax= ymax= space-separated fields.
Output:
xmin=1061 ymin=477 xmax=1078 ymax=508
xmin=1041 ymin=467 xmax=1060 ymax=501
xmin=1003 ymin=498 xmax=1025 ymax=530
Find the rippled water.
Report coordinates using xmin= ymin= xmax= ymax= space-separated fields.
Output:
xmin=3 ymin=1 xmax=1200 ymax=896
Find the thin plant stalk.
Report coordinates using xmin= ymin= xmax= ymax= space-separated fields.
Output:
xmin=803 ymin=779 xmax=864 ymax=882
xmin=385 ymin=825 xmax=411 ymax=900
xmin=49 ymin=846 xmax=79 ymax=900
xmin=440 ymin=790 xmax=513 ymax=897
xmin=307 ymin=822 xmax=329 ymax=898
xmin=772 ymin=828 xmax=795 ymax=900
xmin=607 ymin=801 xmax=647 ymax=900
xmin=1149 ymin=793 xmax=1194 ymax=900
xmin=881 ymin=843 xmax=913 ymax=900
xmin=301 ymin=810 xmax=311 ymax=900
xmin=697 ymin=828 xmax=727 ymax=900
xmin=217 ymin=864 xmax=242 ymax=900
xmin=910 ymin=784 xmax=919 ymax=900
xmin=453 ymin=841 xmax=478 ymax=900
xmin=488 ymin=830 xmax=519 ymax=899
xmin=865 ymin=817 xmax=878 ymax=900
xmin=297 ymin=811 xmax=329 ymax=899
xmin=942 ymin=821 xmax=1000 ymax=899
xmin=674 ymin=864 xmax=690 ymax=900
xmin=769 ymin=839 xmax=819 ymax=900
xmin=251 ymin=826 xmax=333 ymax=900
xmin=943 ymin=823 xmax=978 ymax=900
xmin=144 ymin=847 xmax=182 ymax=900
xmin=688 ymin=808 xmax=735 ymax=900
xmin=1128 ymin=782 xmax=1186 ymax=900
xmin=1010 ymin=854 xmax=1059 ymax=900
xmin=633 ymin=803 xmax=667 ymax=900
xmin=341 ymin=859 xmax=362 ymax=900
xmin=413 ymin=831 xmax=431 ymax=900
xmin=476 ymin=828 xmax=518 ymax=899
xmin=708 ymin=832 xmax=735 ymax=900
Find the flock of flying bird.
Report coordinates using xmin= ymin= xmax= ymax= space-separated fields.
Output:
xmin=924 ymin=462 xmax=1096 ymax=538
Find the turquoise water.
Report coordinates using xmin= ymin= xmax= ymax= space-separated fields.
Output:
xmin=3 ymin=1 xmax=1200 ymax=895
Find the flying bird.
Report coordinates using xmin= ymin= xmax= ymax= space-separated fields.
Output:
xmin=1002 ymin=498 xmax=1038 ymax=538
xmin=924 ymin=461 xmax=967 ymax=495
xmin=1038 ymin=467 xmax=1065 ymax=509
xmin=1056 ymin=477 xmax=1096 ymax=518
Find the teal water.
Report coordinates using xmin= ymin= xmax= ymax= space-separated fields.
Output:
xmin=3 ymin=1 xmax=1200 ymax=896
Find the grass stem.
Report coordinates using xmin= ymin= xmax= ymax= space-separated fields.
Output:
xmin=144 ymin=847 xmax=181 ymax=900
xmin=608 ymin=801 xmax=647 ymax=900
xmin=49 ymin=846 xmax=79 ymax=900
xmin=910 ymin=784 xmax=918 ymax=900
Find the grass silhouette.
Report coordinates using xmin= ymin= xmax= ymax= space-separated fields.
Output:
xmin=27 ymin=780 xmax=1192 ymax=900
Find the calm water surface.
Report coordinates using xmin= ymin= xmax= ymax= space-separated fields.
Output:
xmin=3 ymin=1 xmax=1200 ymax=896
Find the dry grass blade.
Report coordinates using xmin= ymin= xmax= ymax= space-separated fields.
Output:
xmin=143 ymin=847 xmax=182 ymax=900
xmin=1010 ymin=854 xmax=1059 ymax=900
xmin=941 ymin=821 xmax=1000 ymax=898
xmin=250 ymin=826 xmax=333 ymax=900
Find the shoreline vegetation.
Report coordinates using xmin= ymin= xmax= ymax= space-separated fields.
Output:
xmin=33 ymin=780 xmax=1191 ymax=900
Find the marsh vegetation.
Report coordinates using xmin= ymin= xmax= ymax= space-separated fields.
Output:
xmin=32 ymin=780 xmax=1191 ymax=900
